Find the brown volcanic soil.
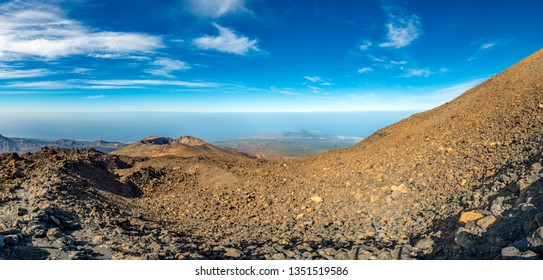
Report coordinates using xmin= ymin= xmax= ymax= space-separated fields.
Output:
xmin=2 ymin=49 xmax=543 ymax=260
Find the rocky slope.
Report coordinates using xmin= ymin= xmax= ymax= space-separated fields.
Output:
xmin=1 ymin=48 xmax=543 ymax=260
xmin=0 ymin=134 xmax=126 ymax=153
xmin=111 ymin=136 xmax=246 ymax=158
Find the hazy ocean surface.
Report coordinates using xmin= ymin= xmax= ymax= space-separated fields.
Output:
xmin=0 ymin=111 xmax=418 ymax=142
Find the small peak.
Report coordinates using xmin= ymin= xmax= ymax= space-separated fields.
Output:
xmin=175 ymin=136 xmax=208 ymax=146
xmin=140 ymin=136 xmax=173 ymax=145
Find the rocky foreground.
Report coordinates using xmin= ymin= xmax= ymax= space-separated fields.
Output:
xmin=2 ymin=49 xmax=543 ymax=260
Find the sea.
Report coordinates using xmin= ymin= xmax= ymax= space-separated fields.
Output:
xmin=0 ymin=111 xmax=418 ymax=143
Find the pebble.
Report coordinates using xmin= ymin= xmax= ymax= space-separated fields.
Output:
xmin=49 ymin=215 xmax=62 ymax=226
xmin=271 ymin=253 xmax=286 ymax=260
xmin=285 ymin=250 xmax=297 ymax=258
xmin=17 ymin=208 xmax=28 ymax=216
xmin=46 ymin=228 xmax=63 ymax=240
xmin=391 ymin=184 xmax=408 ymax=194
xmin=224 ymin=248 xmax=243 ymax=258
xmin=476 ymin=215 xmax=497 ymax=230
xmin=390 ymin=190 xmax=403 ymax=201
xmin=335 ymin=251 xmax=349 ymax=260
xmin=92 ymin=235 xmax=105 ymax=244
xmin=377 ymin=250 xmax=392 ymax=260
xmin=311 ymin=195 xmax=323 ymax=203
xmin=324 ymin=247 xmax=337 ymax=256
xmin=519 ymin=203 xmax=536 ymax=212
xmin=415 ymin=238 xmax=434 ymax=251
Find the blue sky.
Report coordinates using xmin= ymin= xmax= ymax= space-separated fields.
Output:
xmin=1 ymin=0 xmax=543 ymax=112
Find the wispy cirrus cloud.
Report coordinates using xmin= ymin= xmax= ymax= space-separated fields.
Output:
xmin=146 ymin=58 xmax=190 ymax=78
xmin=186 ymin=0 xmax=248 ymax=18
xmin=304 ymin=76 xmax=331 ymax=86
xmin=0 ymin=1 xmax=163 ymax=61
xmin=72 ymin=68 xmax=91 ymax=74
xmin=193 ymin=23 xmax=259 ymax=55
xmin=1 ymin=79 xmax=218 ymax=90
xmin=82 ymin=94 xmax=105 ymax=99
xmin=0 ymin=68 xmax=51 ymax=79
xmin=480 ymin=42 xmax=495 ymax=50
xmin=0 ymin=81 xmax=72 ymax=89
xmin=357 ymin=67 xmax=373 ymax=74
xmin=467 ymin=40 xmax=509 ymax=62
xmin=269 ymin=86 xmax=301 ymax=96
xmin=87 ymin=79 xmax=216 ymax=88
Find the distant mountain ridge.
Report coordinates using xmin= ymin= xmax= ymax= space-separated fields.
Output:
xmin=0 ymin=134 xmax=126 ymax=153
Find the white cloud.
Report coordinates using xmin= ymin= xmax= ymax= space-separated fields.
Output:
xmin=304 ymin=75 xmax=332 ymax=86
xmin=0 ymin=68 xmax=51 ymax=79
xmin=0 ymin=1 xmax=163 ymax=61
xmin=186 ymin=0 xmax=247 ymax=18
xmin=401 ymin=68 xmax=432 ymax=77
xmin=379 ymin=7 xmax=421 ymax=49
xmin=1 ymin=81 xmax=72 ymax=89
xmin=83 ymin=95 xmax=105 ymax=99
xmin=146 ymin=58 xmax=190 ymax=78
xmin=368 ymin=55 xmax=386 ymax=63
xmin=304 ymin=76 xmax=322 ymax=83
xmin=308 ymin=85 xmax=322 ymax=94
xmin=1 ymin=79 xmax=218 ymax=89
xmin=72 ymin=68 xmax=91 ymax=74
xmin=468 ymin=40 xmax=501 ymax=62
xmin=357 ymin=67 xmax=374 ymax=74
xmin=193 ymin=23 xmax=259 ymax=55
xmin=480 ymin=42 xmax=495 ymax=50
xmin=87 ymin=54 xmax=151 ymax=60
xmin=359 ymin=41 xmax=373 ymax=51
xmin=390 ymin=60 xmax=408 ymax=65
xmin=269 ymin=86 xmax=301 ymax=96
xmin=85 ymin=79 xmax=217 ymax=88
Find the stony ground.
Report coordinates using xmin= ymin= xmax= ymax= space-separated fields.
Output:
xmin=2 ymin=49 xmax=543 ymax=260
